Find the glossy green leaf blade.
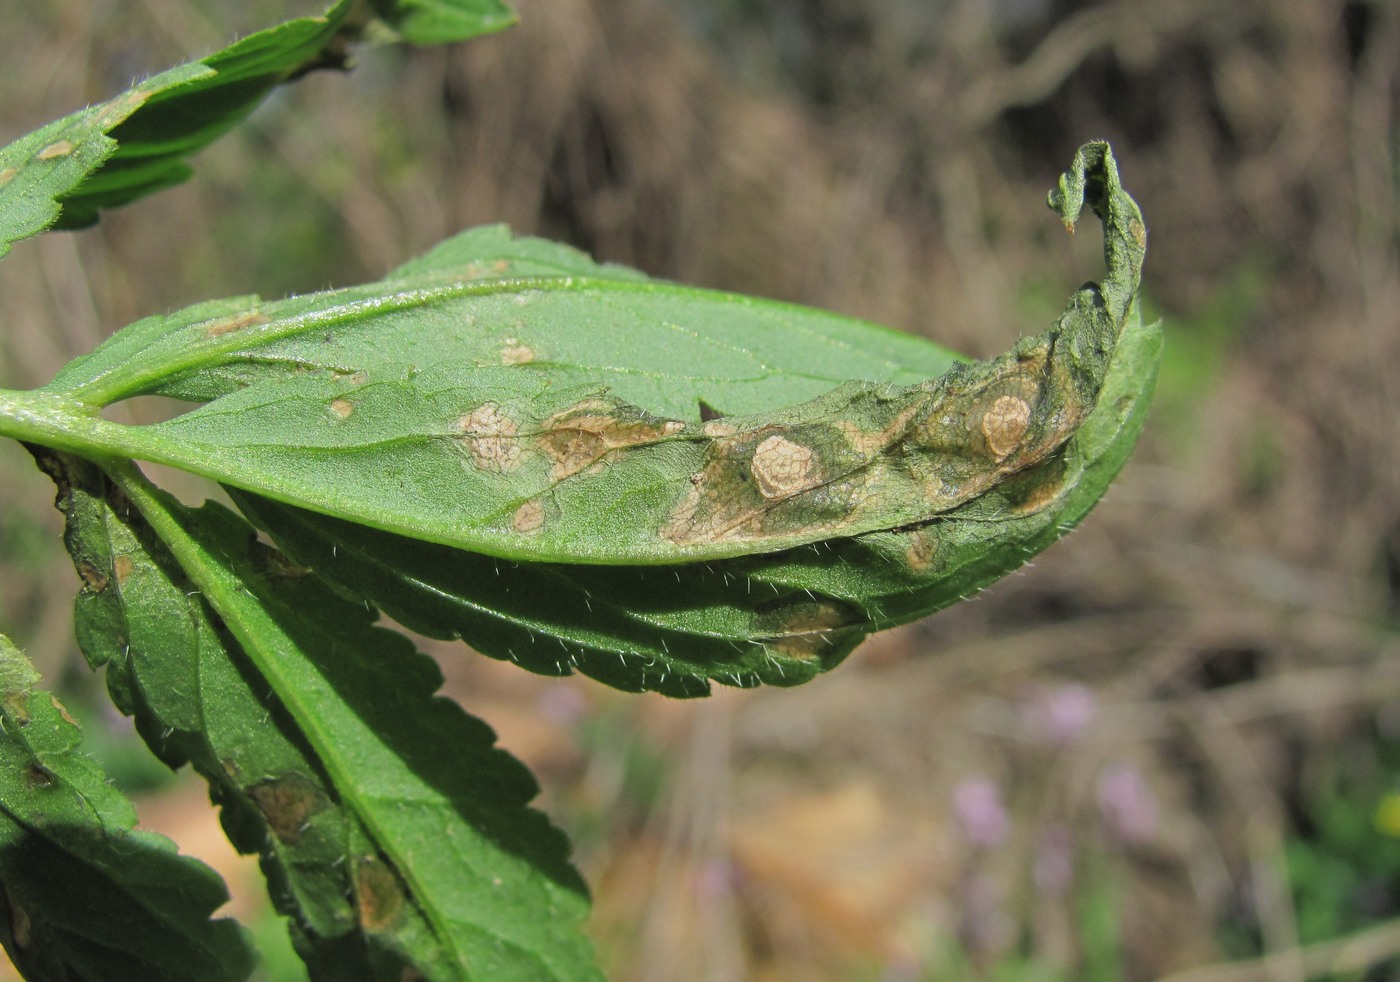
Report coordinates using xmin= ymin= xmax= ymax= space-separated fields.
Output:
xmin=35 ymin=448 xmax=597 ymax=978
xmin=35 ymin=246 xmax=961 ymax=564
xmin=62 ymin=0 xmax=373 ymax=229
xmin=370 ymin=0 xmax=517 ymax=45
xmin=0 ymin=634 xmax=254 ymax=982
xmin=47 ymin=226 xmax=956 ymax=413
xmin=78 ymin=460 xmax=598 ymax=980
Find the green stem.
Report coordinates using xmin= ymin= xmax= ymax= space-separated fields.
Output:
xmin=0 ymin=387 xmax=133 ymax=459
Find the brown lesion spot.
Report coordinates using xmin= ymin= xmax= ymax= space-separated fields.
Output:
xmin=904 ymin=529 xmax=938 ymax=573
xmin=247 ymin=773 xmax=327 ymax=844
xmin=1006 ymin=455 xmax=1069 ymax=515
xmin=980 ymin=394 xmax=1032 ymax=460
xmin=113 ymin=554 xmax=135 ymax=587
xmin=537 ymin=400 xmax=686 ymax=480
xmin=750 ymin=435 xmax=822 ymax=500
xmin=664 ymin=422 xmax=867 ymax=546
xmin=459 ymin=402 xmax=524 ymax=473
xmin=500 ymin=338 xmax=535 ymax=365
xmin=1129 ymin=217 xmax=1148 ymax=250
xmin=0 ymin=168 xmax=16 ymax=188
xmin=512 ymin=499 xmax=546 ymax=534
xmin=77 ymin=561 xmax=109 ymax=592
xmin=36 ymin=140 xmax=75 ymax=160
xmin=758 ymin=597 xmax=863 ymax=662
xmin=205 ymin=312 xmax=269 ymax=338
xmin=329 ymin=398 xmax=354 ymax=419
xmin=50 ymin=697 xmax=79 ymax=728
xmin=354 ymin=854 xmax=408 ymax=933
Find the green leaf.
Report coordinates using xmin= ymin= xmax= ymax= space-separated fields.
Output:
xmin=2 ymin=142 xmax=1153 ymax=693
xmin=0 ymin=61 xmax=207 ymax=257
xmin=0 ymin=1 xmax=354 ymax=247
xmin=30 ymin=243 xmax=962 ymax=563
xmin=0 ymin=0 xmax=514 ymax=255
xmin=32 ymin=448 xmax=598 ymax=980
xmin=225 ymin=300 xmax=1157 ymax=697
xmin=46 ymin=222 xmax=956 ymax=413
xmin=0 ymin=633 xmax=254 ymax=982
xmin=38 ymin=446 xmax=378 ymax=969
xmin=27 ymin=144 xmax=1141 ymax=572
xmin=369 ymin=0 xmax=518 ymax=45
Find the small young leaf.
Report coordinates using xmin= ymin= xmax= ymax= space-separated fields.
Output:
xmin=0 ymin=634 xmax=254 ymax=982
xmin=0 ymin=61 xmax=208 ymax=257
xmin=32 ymin=449 xmax=600 ymax=980
xmin=0 ymin=0 xmax=514 ymax=254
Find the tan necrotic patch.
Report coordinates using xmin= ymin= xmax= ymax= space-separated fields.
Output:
xmin=759 ymin=598 xmax=862 ymax=662
xmin=500 ymin=338 xmax=535 ymax=365
xmin=354 ymin=855 xmax=407 ymax=933
xmin=904 ymin=530 xmax=938 ymax=573
xmin=663 ymin=428 xmax=859 ymax=546
xmin=459 ymin=402 xmax=523 ymax=472
xmin=750 ymin=435 xmax=821 ymax=500
xmin=77 ymin=561 xmax=109 ymax=592
xmin=247 ymin=773 xmax=326 ymax=844
xmin=512 ymin=500 xmax=546 ymax=534
xmin=329 ymin=398 xmax=354 ymax=419
xmin=1129 ymin=217 xmax=1148 ymax=250
xmin=980 ymin=394 xmax=1032 ymax=460
xmin=537 ymin=401 xmax=685 ymax=480
xmin=205 ymin=312 xmax=269 ymax=338
xmin=36 ymin=140 xmax=75 ymax=160
xmin=1007 ymin=456 xmax=1069 ymax=515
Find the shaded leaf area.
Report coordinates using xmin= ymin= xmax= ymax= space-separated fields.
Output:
xmin=232 ymin=491 xmax=842 ymax=698
xmin=31 ymin=146 xmax=1140 ymax=566
xmin=30 ymin=449 xmax=598 ymax=980
xmin=227 ymin=301 xmax=1157 ymax=698
xmin=0 ymin=0 xmax=513 ymax=254
xmin=0 ymin=634 xmax=253 ymax=982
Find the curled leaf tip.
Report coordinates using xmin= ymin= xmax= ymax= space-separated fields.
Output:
xmin=1047 ymin=139 xmax=1117 ymax=228
xmin=1047 ymin=140 xmax=1145 ymax=329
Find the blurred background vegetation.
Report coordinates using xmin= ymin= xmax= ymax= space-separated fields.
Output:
xmin=1 ymin=0 xmax=1398 ymax=979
